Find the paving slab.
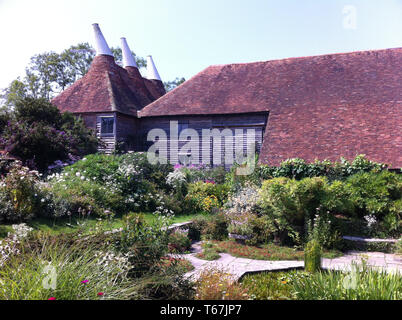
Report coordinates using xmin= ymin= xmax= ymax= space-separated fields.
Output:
xmin=178 ymin=241 xmax=402 ymax=281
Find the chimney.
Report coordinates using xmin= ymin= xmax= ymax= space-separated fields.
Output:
xmin=146 ymin=55 xmax=162 ymax=81
xmin=92 ymin=23 xmax=113 ymax=57
xmin=121 ymin=37 xmax=138 ymax=68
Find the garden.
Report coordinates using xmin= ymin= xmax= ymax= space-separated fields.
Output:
xmin=0 ymin=146 xmax=401 ymax=300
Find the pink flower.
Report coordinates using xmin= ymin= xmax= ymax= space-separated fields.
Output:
xmin=48 ymin=297 xmax=56 ymax=300
xmin=81 ymin=279 xmax=89 ymax=284
xmin=97 ymin=292 xmax=104 ymax=296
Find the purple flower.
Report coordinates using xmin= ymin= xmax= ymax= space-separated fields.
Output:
xmin=81 ymin=279 xmax=89 ymax=284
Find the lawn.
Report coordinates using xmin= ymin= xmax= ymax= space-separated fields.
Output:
xmin=0 ymin=213 xmax=204 ymax=239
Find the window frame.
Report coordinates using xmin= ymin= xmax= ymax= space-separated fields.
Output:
xmin=99 ymin=116 xmax=115 ymax=137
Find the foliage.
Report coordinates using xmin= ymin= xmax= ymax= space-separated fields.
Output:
xmin=168 ymin=229 xmax=192 ymax=253
xmin=291 ymin=264 xmax=401 ymax=300
xmin=0 ymin=234 xmax=139 ymax=300
xmin=305 ymin=213 xmax=343 ymax=250
xmin=187 ymin=216 xmax=209 ymax=241
xmin=185 ymin=181 xmax=230 ymax=214
xmin=394 ymin=240 xmax=402 ymax=255
xmin=201 ymin=212 xmax=229 ymax=241
xmin=0 ymin=98 xmax=97 ymax=171
xmin=114 ymin=212 xmax=172 ymax=277
xmin=47 ymin=153 xmax=175 ymax=217
xmin=227 ymin=155 xmax=388 ymax=191
xmin=242 ymin=267 xmax=402 ymax=300
xmin=345 ymin=170 xmax=402 ymax=218
xmin=241 ymin=271 xmax=296 ymax=300
xmin=164 ymin=77 xmax=186 ymax=92
xmin=259 ymin=177 xmax=328 ymax=227
xmin=304 ymin=239 xmax=322 ymax=273
xmin=194 ymin=267 xmax=249 ymax=300
xmin=0 ymin=161 xmax=48 ymax=222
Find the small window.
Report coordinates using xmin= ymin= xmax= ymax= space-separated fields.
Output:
xmin=100 ymin=117 xmax=114 ymax=135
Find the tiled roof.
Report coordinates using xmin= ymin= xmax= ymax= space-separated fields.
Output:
xmin=139 ymin=47 xmax=402 ymax=168
xmin=52 ymin=55 xmax=165 ymax=116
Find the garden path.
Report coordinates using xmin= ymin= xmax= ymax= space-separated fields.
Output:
xmin=176 ymin=241 xmax=402 ymax=281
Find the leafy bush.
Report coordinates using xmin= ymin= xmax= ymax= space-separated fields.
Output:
xmin=241 ymin=271 xmax=295 ymax=300
xmin=185 ymin=181 xmax=230 ymax=214
xmin=346 ymin=170 xmax=402 ymax=218
xmin=305 ymin=213 xmax=343 ymax=250
xmin=187 ymin=216 xmax=209 ymax=241
xmin=46 ymin=153 xmax=176 ymax=217
xmin=0 ymin=161 xmax=48 ymax=222
xmin=1 ymin=97 xmax=97 ymax=171
xmin=227 ymin=155 xmax=388 ymax=191
xmin=201 ymin=212 xmax=229 ymax=241
xmin=168 ymin=229 xmax=192 ymax=253
xmin=114 ymin=212 xmax=172 ymax=277
xmin=259 ymin=177 xmax=328 ymax=227
xmin=176 ymin=164 xmax=227 ymax=185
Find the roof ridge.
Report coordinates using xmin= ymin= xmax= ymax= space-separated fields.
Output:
xmin=205 ymin=46 xmax=402 ymax=69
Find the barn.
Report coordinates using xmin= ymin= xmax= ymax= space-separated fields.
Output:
xmin=52 ymin=24 xmax=402 ymax=168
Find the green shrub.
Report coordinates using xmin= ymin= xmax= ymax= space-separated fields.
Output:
xmin=244 ymin=215 xmax=278 ymax=246
xmin=241 ymin=271 xmax=295 ymax=300
xmin=346 ymin=170 xmax=402 ymax=218
xmin=305 ymin=213 xmax=343 ymax=250
xmin=48 ymin=176 xmax=126 ymax=217
xmin=227 ymin=155 xmax=388 ymax=191
xmin=114 ymin=212 xmax=172 ymax=277
xmin=185 ymin=181 xmax=230 ymax=214
xmin=259 ymin=177 xmax=328 ymax=227
xmin=323 ymin=180 xmax=355 ymax=216
xmin=194 ymin=267 xmax=249 ymax=300
xmin=1 ymin=98 xmax=97 ymax=171
xmin=168 ymin=229 xmax=192 ymax=253
xmin=201 ymin=212 xmax=229 ymax=241
xmin=394 ymin=240 xmax=402 ymax=255
xmin=188 ymin=216 xmax=208 ymax=241
xmin=0 ymin=162 xmax=48 ymax=222
xmin=304 ymin=239 xmax=322 ymax=273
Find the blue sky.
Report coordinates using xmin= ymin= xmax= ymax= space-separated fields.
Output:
xmin=0 ymin=0 xmax=401 ymax=89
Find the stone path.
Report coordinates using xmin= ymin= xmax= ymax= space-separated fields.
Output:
xmin=175 ymin=241 xmax=402 ymax=281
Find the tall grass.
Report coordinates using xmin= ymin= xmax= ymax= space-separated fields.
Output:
xmin=291 ymin=266 xmax=401 ymax=300
xmin=242 ymin=263 xmax=401 ymax=300
xmin=0 ymin=238 xmax=140 ymax=300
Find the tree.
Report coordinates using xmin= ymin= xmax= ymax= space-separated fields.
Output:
xmin=164 ymin=77 xmax=186 ymax=92
xmin=0 ymin=97 xmax=98 ymax=171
